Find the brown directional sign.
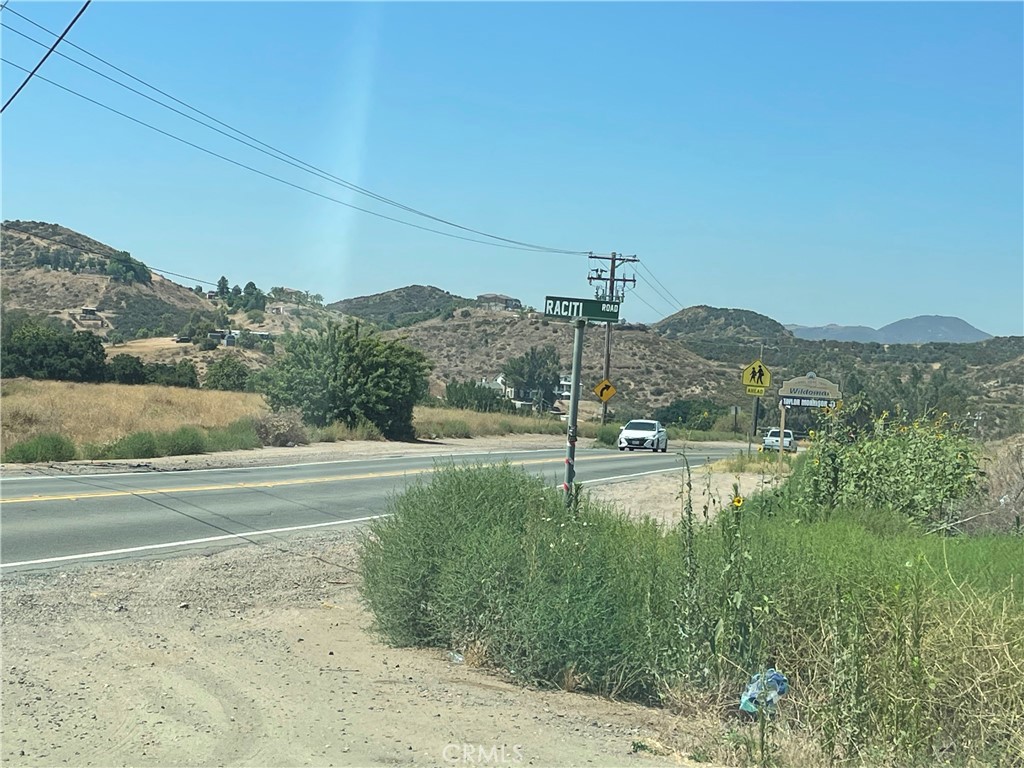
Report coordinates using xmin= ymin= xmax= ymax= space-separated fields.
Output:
xmin=778 ymin=373 xmax=843 ymax=408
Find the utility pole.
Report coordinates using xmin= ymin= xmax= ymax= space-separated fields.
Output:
xmin=588 ymin=252 xmax=638 ymax=424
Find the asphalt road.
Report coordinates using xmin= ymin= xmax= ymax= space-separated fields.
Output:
xmin=1 ymin=444 xmax=737 ymax=572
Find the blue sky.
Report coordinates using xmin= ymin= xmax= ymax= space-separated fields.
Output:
xmin=3 ymin=1 xmax=1022 ymax=336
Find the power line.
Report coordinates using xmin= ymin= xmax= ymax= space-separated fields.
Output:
xmin=636 ymin=260 xmax=684 ymax=310
xmin=634 ymin=269 xmax=679 ymax=313
xmin=1 ymin=0 xmax=90 ymax=114
xmin=1 ymin=8 xmax=590 ymax=256
xmin=624 ymin=284 xmax=663 ymax=317
xmin=1 ymin=57 xmax=591 ymax=254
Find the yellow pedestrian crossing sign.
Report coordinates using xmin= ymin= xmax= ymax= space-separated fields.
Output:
xmin=593 ymin=378 xmax=616 ymax=402
xmin=742 ymin=360 xmax=771 ymax=396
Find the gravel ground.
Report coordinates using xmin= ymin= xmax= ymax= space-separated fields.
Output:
xmin=1 ymin=437 xmax=761 ymax=767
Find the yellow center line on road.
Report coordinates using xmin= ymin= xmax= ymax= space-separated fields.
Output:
xmin=2 ymin=454 xmax=648 ymax=505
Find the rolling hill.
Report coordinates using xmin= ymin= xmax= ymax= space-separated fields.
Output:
xmin=3 ymin=222 xmax=1020 ymax=435
xmin=326 ymin=285 xmax=473 ymax=328
xmin=381 ymin=307 xmax=739 ymax=415
xmin=789 ymin=316 xmax=992 ymax=344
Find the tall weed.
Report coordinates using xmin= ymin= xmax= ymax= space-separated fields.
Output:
xmin=360 ymin=463 xmax=1024 ymax=766
xmin=2 ymin=432 xmax=77 ymax=463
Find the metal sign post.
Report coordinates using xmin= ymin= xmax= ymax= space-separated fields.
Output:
xmin=543 ymin=296 xmax=620 ymax=506
xmin=778 ymin=401 xmax=788 ymax=474
xmin=742 ymin=358 xmax=771 ymax=457
xmin=563 ymin=318 xmax=586 ymax=504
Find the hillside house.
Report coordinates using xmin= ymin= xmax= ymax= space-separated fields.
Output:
xmin=557 ymin=374 xmax=576 ymax=400
xmin=477 ymin=293 xmax=522 ymax=311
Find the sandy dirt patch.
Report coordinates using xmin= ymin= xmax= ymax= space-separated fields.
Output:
xmin=586 ymin=467 xmax=781 ymax=527
xmin=1 ymin=529 xmax=747 ymax=768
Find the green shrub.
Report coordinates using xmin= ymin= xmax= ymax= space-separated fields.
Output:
xmin=793 ymin=411 xmax=980 ymax=526
xmin=595 ymin=423 xmax=620 ymax=446
xmin=361 ymin=464 xmax=688 ymax=701
xmin=254 ymin=410 xmax=308 ymax=447
xmin=156 ymin=426 xmax=208 ymax=456
xmin=205 ymin=419 xmax=261 ymax=452
xmin=360 ymin=464 xmax=1024 ymax=765
xmin=94 ymin=431 xmax=160 ymax=459
xmin=3 ymin=432 xmax=77 ymax=463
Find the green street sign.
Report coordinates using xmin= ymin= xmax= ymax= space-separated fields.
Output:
xmin=543 ymin=296 xmax=620 ymax=322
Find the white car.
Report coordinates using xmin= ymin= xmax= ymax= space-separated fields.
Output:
xmin=762 ymin=428 xmax=797 ymax=453
xmin=617 ymin=419 xmax=668 ymax=452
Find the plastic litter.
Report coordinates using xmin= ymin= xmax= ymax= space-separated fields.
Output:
xmin=446 ymin=651 xmax=464 ymax=664
xmin=739 ymin=668 xmax=789 ymax=715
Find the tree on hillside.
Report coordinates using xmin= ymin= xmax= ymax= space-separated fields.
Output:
xmin=1 ymin=318 xmax=107 ymax=382
xmin=258 ymin=322 xmax=430 ymax=439
xmin=652 ymin=398 xmax=725 ymax=430
xmin=143 ymin=360 xmax=199 ymax=388
xmin=217 ymin=276 xmax=230 ymax=298
xmin=108 ymin=353 xmax=146 ymax=385
xmin=501 ymin=345 xmax=560 ymax=408
xmin=445 ymin=380 xmax=514 ymax=413
xmin=105 ymin=251 xmax=152 ymax=285
xmin=204 ymin=355 xmax=252 ymax=391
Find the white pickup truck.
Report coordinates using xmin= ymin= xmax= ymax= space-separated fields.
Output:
xmin=763 ymin=428 xmax=797 ymax=453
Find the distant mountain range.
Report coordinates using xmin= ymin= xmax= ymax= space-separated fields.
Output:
xmin=787 ymin=316 xmax=993 ymax=344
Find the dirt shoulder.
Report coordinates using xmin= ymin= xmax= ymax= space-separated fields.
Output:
xmin=0 ymin=434 xmax=583 ymax=477
xmin=2 ymin=529 xmax=739 ymax=768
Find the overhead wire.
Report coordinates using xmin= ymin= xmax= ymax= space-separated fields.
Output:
xmin=0 ymin=0 xmax=90 ymax=113
xmin=636 ymin=260 xmax=685 ymax=310
xmin=635 ymin=269 xmax=680 ymax=313
xmin=623 ymin=283 xmax=664 ymax=317
xmin=1 ymin=57 xmax=590 ymax=254
xmin=1 ymin=7 xmax=591 ymax=256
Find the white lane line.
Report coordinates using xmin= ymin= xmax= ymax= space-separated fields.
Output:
xmin=0 ymin=448 xmax=564 ymax=482
xmin=0 ymin=515 xmax=387 ymax=569
xmin=577 ymin=466 xmax=688 ymax=486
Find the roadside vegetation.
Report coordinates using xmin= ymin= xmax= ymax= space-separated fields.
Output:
xmin=360 ymin=408 xmax=1023 ymax=767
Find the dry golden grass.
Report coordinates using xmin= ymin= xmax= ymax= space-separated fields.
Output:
xmin=413 ymin=406 xmax=573 ymax=438
xmin=0 ymin=378 xmax=269 ymax=449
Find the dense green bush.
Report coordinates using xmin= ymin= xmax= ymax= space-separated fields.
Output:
xmin=205 ymin=419 xmax=262 ymax=452
xmin=3 ymin=433 xmax=77 ymax=462
xmin=143 ymin=360 xmax=199 ymax=388
xmin=789 ymin=410 xmax=980 ymax=526
xmin=1 ymin=317 xmax=107 ymax=382
xmin=203 ymin=355 xmax=252 ymax=391
xmin=258 ymin=322 xmax=429 ymax=439
xmin=652 ymin=398 xmax=726 ymax=430
xmin=107 ymin=353 xmax=146 ymax=384
xmin=157 ymin=426 xmax=207 ymax=456
xmin=444 ymin=380 xmax=514 ymax=413
xmin=360 ymin=463 xmax=1023 ymax=766
xmin=87 ymin=431 xmax=160 ymax=460
xmin=595 ymin=423 xmax=620 ymax=446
